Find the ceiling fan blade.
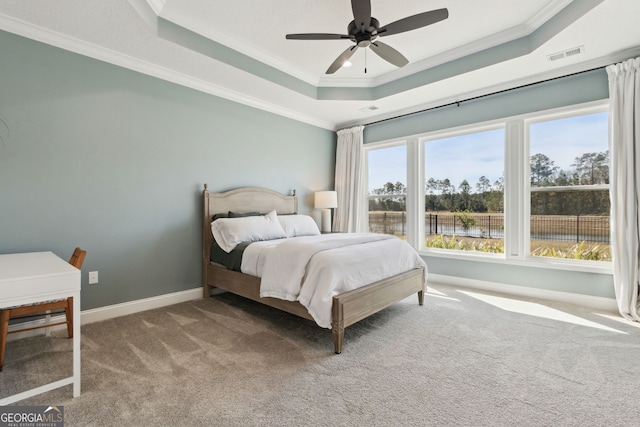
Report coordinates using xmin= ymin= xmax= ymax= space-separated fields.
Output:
xmin=369 ymin=41 xmax=409 ymax=68
xmin=351 ymin=0 xmax=372 ymax=31
xmin=286 ymin=33 xmax=351 ymax=40
xmin=378 ymin=8 xmax=448 ymax=37
xmin=326 ymin=45 xmax=359 ymax=74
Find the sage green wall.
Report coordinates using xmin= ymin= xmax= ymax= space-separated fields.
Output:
xmin=365 ymin=69 xmax=615 ymax=299
xmin=0 ymin=30 xmax=336 ymax=310
xmin=364 ymin=69 xmax=609 ymax=143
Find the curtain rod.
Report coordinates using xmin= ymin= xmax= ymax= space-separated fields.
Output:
xmin=361 ymin=65 xmax=606 ymax=128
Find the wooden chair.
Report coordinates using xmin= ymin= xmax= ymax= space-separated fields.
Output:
xmin=0 ymin=247 xmax=86 ymax=371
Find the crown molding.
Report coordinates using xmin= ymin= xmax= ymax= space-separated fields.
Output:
xmin=154 ymin=3 xmax=321 ymax=87
xmin=525 ymin=0 xmax=574 ymax=32
xmin=129 ymin=0 xmax=604 ymax=102
xmin=338 ymin=46 xmax=640 ymax=130
xmin=0 ymin=0 xmax=614 ymax=132
xmin=0 ymin=12 xmax=334 ymax=130
xmin=319 ymin=0 xmax=575 ymax=88
xmin=145 ymin=0 xmax=166 ymax=15
xmin=137 ymin=0 xmax=579 ymax=90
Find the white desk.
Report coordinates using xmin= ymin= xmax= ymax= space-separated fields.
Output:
xmin=0 ymin=251 xmax=81 ymax=405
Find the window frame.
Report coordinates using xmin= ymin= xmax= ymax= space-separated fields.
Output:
xmin=523 ymin=102 xmax=610 ymax=268
xmin=364 ymin=139 xmax=410 ymax=240
xmin=419 ymin=122 xmax=506 ymax=259
xmin=363 ymin=100 xmax=611 ymax=274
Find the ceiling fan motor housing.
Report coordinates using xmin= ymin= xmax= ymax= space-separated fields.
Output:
xmin=285 ymin=1 xmax=449 ymax=74
xmin=347 ymin=17 xmax=380 ymax=38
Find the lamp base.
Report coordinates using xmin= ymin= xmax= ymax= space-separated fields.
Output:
xmin=320 ymin=208 xmax=332 ymax=233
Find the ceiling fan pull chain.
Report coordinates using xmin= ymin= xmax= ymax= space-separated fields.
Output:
xmin=365 ymin=48 xmax=367 ymax=74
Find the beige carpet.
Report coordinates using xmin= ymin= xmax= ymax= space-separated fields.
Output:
xmin=2 ymin=283 xmax=639 ymax=426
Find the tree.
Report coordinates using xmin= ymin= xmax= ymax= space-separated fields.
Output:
xmin=530 ymin=153 xmax=558 ymax=186
xmin=371 ymin=181 xmax=406 ymax=211
xmin=572 ymin=151 xmax=609 ymax=185
xmin=473 ymin=176 xmax=492 ymax=212
xmin=555 ymin=169 xmax=572 ymax=186
xmin=425 ymin=178 xmax=438 ymax=211
xmin=458 ymin=180 xmax=472 ymax=210
xmin=453 ymin=210 xmax=477 ymax=236
xmin=439 ymin=179 xmax=455 ymax=210
xmin=493 ymin=177 xmax=504 ymax=193
xmin=476 ymin=176 xmax=491 ymax=194
xmin=425 ymin=178 xmax=438 ymax=194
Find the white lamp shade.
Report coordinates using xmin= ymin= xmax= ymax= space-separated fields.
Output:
xmin=314 ymin=191 xmax=338 ymax=209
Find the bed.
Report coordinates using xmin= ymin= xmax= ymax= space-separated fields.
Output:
xmin=202 ymin=184 xmax=426 ymax=353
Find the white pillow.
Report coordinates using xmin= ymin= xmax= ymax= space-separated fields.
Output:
xmin=211 ymin=210 xmax=286 ymax=253
xmin=278 ymin=214 xmax=321 ymax=237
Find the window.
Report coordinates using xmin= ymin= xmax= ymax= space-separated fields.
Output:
xmin=423 ymin=128 xmax=505 ymax=253
xmin=367 ymin=144 xmax=407 ymax=238
xmin=364 ymin=100 xmax=610 ymax=270
xmin=527 ymin=110 xmax=610 ymax=262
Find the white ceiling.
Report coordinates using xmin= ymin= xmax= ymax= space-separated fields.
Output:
xmin=0 ymin=0 xmax=639 ymax=130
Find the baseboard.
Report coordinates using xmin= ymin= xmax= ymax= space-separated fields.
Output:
xmin=81 ymin=287 xmax=203 ymax=325
xmin=428 ymin=273 xmax=618 ymax=313
xmin=7 ymin=287 xmax=203 ymax=342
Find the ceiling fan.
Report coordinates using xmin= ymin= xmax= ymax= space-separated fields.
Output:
xmin=285 ymin=0 xmax=449 ymax=74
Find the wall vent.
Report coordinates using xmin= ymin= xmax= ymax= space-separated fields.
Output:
xmin=547 ymin=45 xmax=584 ymax=62
xmin=564 ymin=46 xmax=583 ymax=57
xmin=548 ymin=52 xmax=566 ymax=61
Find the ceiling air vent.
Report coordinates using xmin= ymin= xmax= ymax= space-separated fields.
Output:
xmin=547 ymin=46 xmax=584 ymax=62
xmin=564 ymin=46 xmax=584 ymax=57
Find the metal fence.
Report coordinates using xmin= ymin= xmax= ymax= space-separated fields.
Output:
xmin=369 ymin=212 xmax=610 ymax=244
xmin=426 ymin=213 xmax=504 ymax=239
xmin=529 ymin=215 xmax=609 ymax=243
xmin=368 ymin=211 xmax=406 ymax=236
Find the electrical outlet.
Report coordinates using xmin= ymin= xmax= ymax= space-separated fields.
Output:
xmin=88 ymin=271 xmax=99 ymax=284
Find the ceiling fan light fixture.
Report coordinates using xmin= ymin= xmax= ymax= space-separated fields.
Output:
xmin=342 ymin=61 xmax=353 ymax=68
xmin=285 ymin=0 xmax=449 ymax=74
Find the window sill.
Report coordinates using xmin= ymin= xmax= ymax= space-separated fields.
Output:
xmin=419 ymin=248 xmax=613 ymax=274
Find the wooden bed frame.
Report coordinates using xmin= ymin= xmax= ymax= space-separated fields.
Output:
xmin=202 ymin=184 xmax=425 ymax=353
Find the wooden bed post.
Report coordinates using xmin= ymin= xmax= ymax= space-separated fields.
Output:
xmin=332 ymin=323 xmax=345 ymax=354
xmin=418 ymin=268 xmax=425 ymax=305
xmin=203 ymin=183 xmax=210 ymax=299
xmin=332 ymin=301 xmax=345 ymax=354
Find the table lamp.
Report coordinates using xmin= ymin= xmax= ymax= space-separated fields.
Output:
xmin=315 ymin=191 xmax=338 ymax=233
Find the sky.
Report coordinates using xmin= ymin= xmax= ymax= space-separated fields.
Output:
xmin=530 ymin=111 xmax=608 ymax=171
xmin=367 ymin=111 xmax=608 ymax=193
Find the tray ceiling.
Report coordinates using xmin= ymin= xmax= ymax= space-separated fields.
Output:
xmin=0 ymin=0 xmax=639 ymax=130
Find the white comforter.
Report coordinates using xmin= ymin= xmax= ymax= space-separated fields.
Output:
xmin=241 ymin=233 xmax=427 ymax=329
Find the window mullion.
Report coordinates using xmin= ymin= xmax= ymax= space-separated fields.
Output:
xmin=505 ymin=119 xmax=526 ymax=259
xmin=407 ymin=138 xmax=422 ymax=249
xmin=531 ymin=184 xmax=610 ymax=192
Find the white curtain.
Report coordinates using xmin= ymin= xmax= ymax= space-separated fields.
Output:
xmin=607 ymin=57 xmax=640 ymax=320
xmin=333 ymin=126 xmax=366 ymax=233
